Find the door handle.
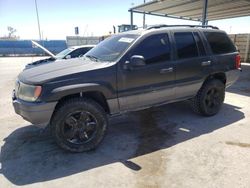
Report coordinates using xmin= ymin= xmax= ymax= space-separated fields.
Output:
xmin=201 ymin=61 xmax=211 ymax=66
xmin=160 ymin=67 xmax=173 ymax=74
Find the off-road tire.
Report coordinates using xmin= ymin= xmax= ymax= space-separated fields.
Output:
xmin=50 ymin=97 xmax=108 ymax=152
xmin=191 ymin=79 xmax=225 ymax=116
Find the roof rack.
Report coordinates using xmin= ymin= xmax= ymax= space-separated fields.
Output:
xmin=146 ymin=25 xmax=219 ymax=30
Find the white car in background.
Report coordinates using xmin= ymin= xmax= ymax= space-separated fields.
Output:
xmin=25 ymin=41 xmax=95 ymax=69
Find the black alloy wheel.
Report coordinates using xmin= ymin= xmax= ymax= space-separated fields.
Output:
xmin=191 ymin=79 xmax=225 ymax=116
xmin=51 ymin=98 xmax=108 ymax=152
xmin=63 ymin=111 xmax=98 ymax=144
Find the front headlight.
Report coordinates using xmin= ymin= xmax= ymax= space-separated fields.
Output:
xmin=16 ymin=81 xmax=42 ymax=102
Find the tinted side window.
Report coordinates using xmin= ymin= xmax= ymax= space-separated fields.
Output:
xmin=204 ymin=32 xmax=236 ymax=54
xmin=193 ymin=32 xmax=206 ymax=56
xmin=79 ymin=47 xmax=92 ymax=56
xmin=175 ymin=32 xmax=198 ymax=59
xmin=131 ymin=33 xmax=171 ymax=64
xmin=69 ymin=48 xmax=83 ymax=58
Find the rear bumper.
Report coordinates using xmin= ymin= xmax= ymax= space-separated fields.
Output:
xmin=12 ymin=99 xmax=57 ymax=128
xmin=225 ymin=69 xmax=241 ymax=88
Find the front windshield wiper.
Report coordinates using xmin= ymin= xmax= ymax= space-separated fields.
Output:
xmin=85 ymin=55 xmax=99 ymax=62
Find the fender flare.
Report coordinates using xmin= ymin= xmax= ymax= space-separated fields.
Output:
xmin=48 ymin=83 xmax=115 ymax=101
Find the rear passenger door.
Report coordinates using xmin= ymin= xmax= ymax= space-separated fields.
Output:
xmin=173 ymin=31 xmax=212 ymax=99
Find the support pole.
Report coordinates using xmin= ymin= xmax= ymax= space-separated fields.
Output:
xmin=130 ymin=10 xmax=134 ymax=30
xmin=202 ymin=0 xmax=208 ymax=26
xmin=143 ymin=0 xmax=146 ymax=28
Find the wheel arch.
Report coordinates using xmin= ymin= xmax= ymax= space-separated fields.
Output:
xmin=203 ymin=72 xmax=226 ymax=86
xmin=54 ymin=91 xmax=110 ymax=114
xmin=47 ymin=83 xmax=116 ymax=113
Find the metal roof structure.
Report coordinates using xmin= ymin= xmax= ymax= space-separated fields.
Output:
xmin=129 ymin=0 xmax=250 ymax=26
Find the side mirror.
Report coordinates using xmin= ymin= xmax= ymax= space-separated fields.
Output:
xmin=124 ymin=55 xmax=146 ymax=70
xmin=65 ymin=55 xmax=71 ymax=59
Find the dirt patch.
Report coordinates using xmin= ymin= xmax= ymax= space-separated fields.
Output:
xmin=226 ymin=141 xmax=250 ymax=148
xmin=131 ymin=108 xmax=177 ymax=188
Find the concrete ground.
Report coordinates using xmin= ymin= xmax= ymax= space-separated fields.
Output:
xmin=0 ymin=57 xmax=250 ymax=188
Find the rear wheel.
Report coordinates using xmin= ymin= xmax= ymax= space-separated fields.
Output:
xmin=191 ymin=79 xmax=225 ymax=116
xmin=51 ymin=98 xmax=108 ymax=152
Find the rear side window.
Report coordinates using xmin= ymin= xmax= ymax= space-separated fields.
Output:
xmin=69 ymin=48 xmax=84 ymax=58
xmin=174 ymin=32 xmax=198 ymax=59
xmin=79 ymin=47 xmax=92 ymax=56
xmin=204 ymin=32 xmax=236 ymax=54
xmin=70 ymin=47 xmax=92 ymax=58
xmin=131 ymin=33 xmax=171 ymax=65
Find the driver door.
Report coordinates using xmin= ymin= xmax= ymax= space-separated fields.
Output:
xmin=117 ymin=33 xmax=176 ymax=111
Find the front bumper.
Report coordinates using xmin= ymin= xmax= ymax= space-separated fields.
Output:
xmin=12 ymin=98 xmax=57 ymax=128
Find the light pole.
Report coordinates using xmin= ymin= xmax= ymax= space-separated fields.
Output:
xmin=35 ymin=0 xmax=42 ymax=40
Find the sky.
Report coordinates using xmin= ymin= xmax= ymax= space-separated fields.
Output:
xmin=0 ymin=0 xmax=250 ymax=40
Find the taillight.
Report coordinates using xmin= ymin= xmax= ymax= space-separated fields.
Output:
xmin=235 ymin=54 xmax=241 ymax=69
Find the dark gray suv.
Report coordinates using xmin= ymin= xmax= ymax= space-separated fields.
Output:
xmin=12 ymin=25 xmax=241 ymax=152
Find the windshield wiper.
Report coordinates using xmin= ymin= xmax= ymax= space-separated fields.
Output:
xmin=85 ymin=55 xmax=99 ymax=62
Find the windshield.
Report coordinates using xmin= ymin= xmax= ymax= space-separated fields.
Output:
xmin=55 ymin=48 xmax=74 ymax=59
xmin=85 ymin=34 xmax=139 ymax=62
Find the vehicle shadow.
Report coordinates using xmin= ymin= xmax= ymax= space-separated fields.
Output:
xmin=0 ymin=102 xmax=244 ymax=185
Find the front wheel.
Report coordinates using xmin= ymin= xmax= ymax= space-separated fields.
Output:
xmin=191 ymin=79 xmax=225 ymax=116
xmin=51 ymin=98 xmax=108 ymax=152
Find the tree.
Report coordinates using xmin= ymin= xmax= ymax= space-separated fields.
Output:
xmin=7 ymin=27 xmax=17 ymax=38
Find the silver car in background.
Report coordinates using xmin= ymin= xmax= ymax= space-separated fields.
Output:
xmin=25 ymin=41 xmax=95 ymax=69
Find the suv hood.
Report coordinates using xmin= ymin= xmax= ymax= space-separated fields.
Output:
xmin=18 ymin=58 xmax=113 ymax=84
xmin=31 ymin=40 xmax=56 ymax=59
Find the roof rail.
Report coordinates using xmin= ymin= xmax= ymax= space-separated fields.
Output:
xmin=146 ymin=24 xmax=219 ymax=30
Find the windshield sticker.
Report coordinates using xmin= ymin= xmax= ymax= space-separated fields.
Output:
xmin=118 ymin=37 xmax=135 ymax=43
